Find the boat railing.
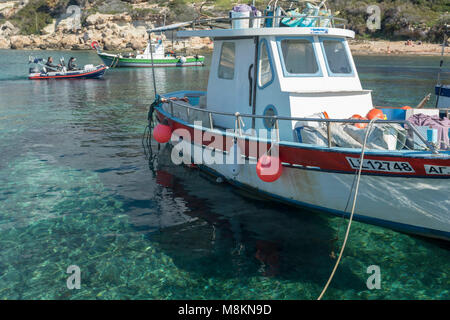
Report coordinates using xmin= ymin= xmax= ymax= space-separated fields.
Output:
xmin=147 ymin=14 xmax=347 ymax=34
xmin=162 ymin=99 xmax=440 ymax=154
xmin=190 ymin=14 xmax=347 ymax=29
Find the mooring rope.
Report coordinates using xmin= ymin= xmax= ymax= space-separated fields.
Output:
xmin=141 ymin=32 xmax=160 ymax=160
xmin=109 ymin=54 xmax=120 ymax=68
xmin=142 ymin=96 xmax=160 ymax=159
xmin=317 ymin=118 xmax=377 ymax=300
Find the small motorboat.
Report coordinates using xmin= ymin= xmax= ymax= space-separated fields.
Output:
xmin=28 ymin=56 xmax=108 ymax=80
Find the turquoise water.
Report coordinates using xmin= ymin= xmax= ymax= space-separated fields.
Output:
xmin=0 ymin=50 xmax=449 ymax=299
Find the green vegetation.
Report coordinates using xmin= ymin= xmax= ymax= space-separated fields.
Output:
xmin=331 ymin=0 xmax=449 ymax=41
xmin=97 ymin=0 xmax=133 ymax=14
xmin=5 ymin=0 xmax=450 ymax=41
xmin=9 ymin=0 xmax=54 ymax=34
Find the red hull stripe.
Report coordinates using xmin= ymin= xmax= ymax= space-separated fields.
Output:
xmin=155 ymin=107 xmax=450 ymax=178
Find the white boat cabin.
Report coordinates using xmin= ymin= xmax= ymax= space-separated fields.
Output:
xmin=178 ymin=27 xmax=373 ymax=141
xmin=136 ymin=37 xmax=165 ymax=59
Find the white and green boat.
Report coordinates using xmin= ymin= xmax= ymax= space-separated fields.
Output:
xmin=91 ymin=37 xmax=205 ymax=68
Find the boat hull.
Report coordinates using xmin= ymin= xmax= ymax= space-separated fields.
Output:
xmin=198 ymin=160 xmax=450 ymax=241
xmin=29 ymin=65 xmax=107 ymax=80
xmin=98 ymin=53 xmax=205 ymax=68
xmin=155 ymin=105 xmax=450 ymax=241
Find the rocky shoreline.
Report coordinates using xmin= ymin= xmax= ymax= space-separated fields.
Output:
xmin=1 ymin=35 xmax=447 ymax=57
xmin=0 ymin=8 xmax=447 ymax=56
xmin=0 ymin=12 xmax=213 ymax=54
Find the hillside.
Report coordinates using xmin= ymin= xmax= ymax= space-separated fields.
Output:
xmin=0 ymin=0 xmax=449 ymax=51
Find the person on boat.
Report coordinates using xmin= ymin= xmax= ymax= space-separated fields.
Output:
xmin=45 ymin=57 xmax=60 ymax=71
xmin=68 ymin=57 xmax=77 ymax=71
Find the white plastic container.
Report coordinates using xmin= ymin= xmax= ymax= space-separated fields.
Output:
xmin=84 ymin=64 xmax=94 ymax=71
xmin=252 ymin=11 xmax=262 ymax=28
xmin=231 ymin=11 xmax=250 ymax=29
xmin=414 ymin=126 xmax=438 ymax=149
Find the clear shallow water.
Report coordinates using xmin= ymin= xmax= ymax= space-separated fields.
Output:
xmin=0 ymin=49 xmax=449 ymax=300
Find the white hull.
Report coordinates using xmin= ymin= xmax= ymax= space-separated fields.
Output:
xmin=173 ymin=138 xmax=450 ymax=240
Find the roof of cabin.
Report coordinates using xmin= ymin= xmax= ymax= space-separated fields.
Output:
xmin=177 ymin=27 xmax=355 ymax=39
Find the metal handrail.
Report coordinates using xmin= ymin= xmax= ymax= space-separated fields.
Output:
xmin=162 ymin=98 xmax=439 ymax=154
xmin=147 ymin=8 xmax=347 ymax=34
xmin=186 ymin=14 xmax=347 ymax=30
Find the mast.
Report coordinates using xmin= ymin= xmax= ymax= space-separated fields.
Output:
xmin=435 ymin=29 xmax=448 ymax=108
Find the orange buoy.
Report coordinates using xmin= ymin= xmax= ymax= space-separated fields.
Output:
xmin=153 ymin=124 xmax=172 ymax=143
xmin=90 ymin=41 xmax=99 ymax=50
xmin=401 ymin=106 xmax=412 ymax=110
xmin=256 ymin=155 xmax=282 ymax=183
xmin=350 ymin=114 xmax=368 ymax=129
xmin=356 ymin=117 xmax=369 ymax=129
xmin=366 ymin=108 xmax=385 ymax=120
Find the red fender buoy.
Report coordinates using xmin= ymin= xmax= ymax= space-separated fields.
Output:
xmin=91 ymin=41 xmax=99 ymax=50
xmin=256 ymin=155 xmax=282 ymax=183
xmin=153 ymin=124 xmax=172 ymax=143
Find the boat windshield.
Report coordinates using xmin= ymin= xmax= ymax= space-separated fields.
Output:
xmin=279 ymin=39 xmax=319 ymax=75
xmin=321 ymin=39 xmax=353 ymax=75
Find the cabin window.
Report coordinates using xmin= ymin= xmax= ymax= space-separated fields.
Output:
xmin=218 ymin=42 xmax=235 ymax=80
xmin=258 ymin=40 xmax=273 ymax=88
xmin=263 ymin=105 xmax=277 ymax=129
xmin=322 ymin=39 xmax=353 ymax=75
xmin=279 ymin=39 xmax=319 ymax=75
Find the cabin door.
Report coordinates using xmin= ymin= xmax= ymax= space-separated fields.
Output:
xmin=206 ymin=39 xmax=256 ymax=130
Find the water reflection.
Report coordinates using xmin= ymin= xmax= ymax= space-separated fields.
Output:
xmin=140 ymin=144 xmax=363 ymax=291
xmin=0 ymin=50 xmax=449 ymax=299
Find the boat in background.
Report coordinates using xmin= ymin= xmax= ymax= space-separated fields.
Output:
xmin=28 ymin=56 xmax=107 ymax=80
xmin=91 ymin=37 xmax=205 ymax=68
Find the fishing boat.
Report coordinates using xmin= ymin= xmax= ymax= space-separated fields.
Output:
xmin=28 ymin=56 xmax=107 ymax=80
xmin=91 ymin=36 xmax=205 ymax=68
xmin=148 ymin=0 xmax=450 ymax=241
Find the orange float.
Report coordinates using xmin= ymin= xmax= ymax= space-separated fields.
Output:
xmin=153 ymin=124 xmax=172 ymax=143
xmin=256 ymin=155 xmax=282 ymax=183
xmin=350 ymin=114 xmax=368 ymax=129
xmin=366 ymin=108 xmax=385 ymax=120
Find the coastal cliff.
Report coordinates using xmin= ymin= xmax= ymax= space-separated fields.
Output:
xmin=0 ymin=0 xmax=448 ymax=52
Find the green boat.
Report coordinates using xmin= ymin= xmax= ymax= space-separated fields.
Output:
xmin=91 ymin=38 xmax=205 ymax=68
